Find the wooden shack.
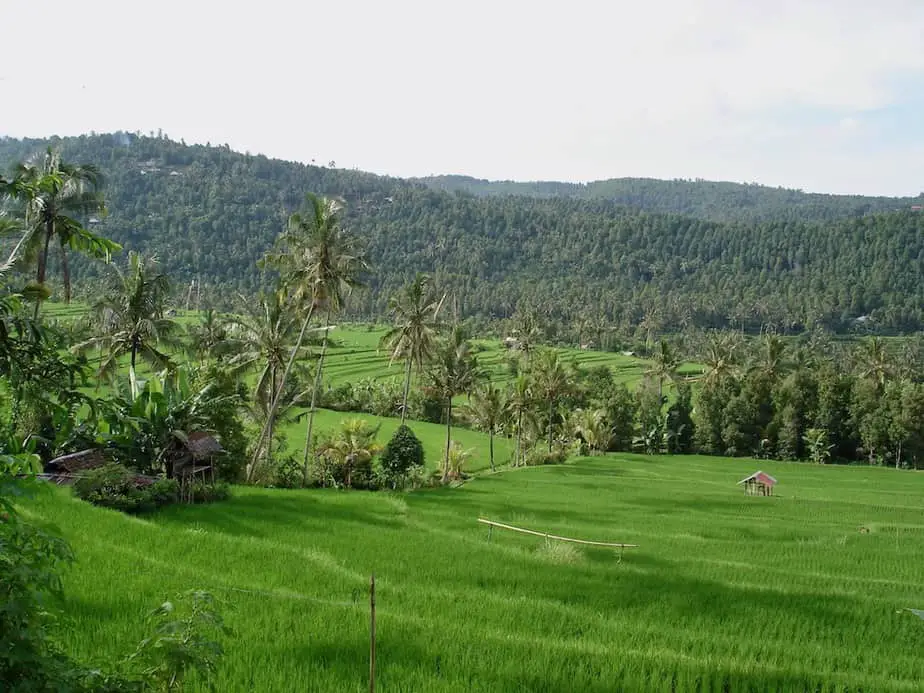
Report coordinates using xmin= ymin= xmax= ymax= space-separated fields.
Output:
xmin=172 ymin=432 xmax=222 ymax=502
xmin=738 ymin=470 xmax=778 ymax=496
xmin=43 ymin=449 xmax=109 ymax=485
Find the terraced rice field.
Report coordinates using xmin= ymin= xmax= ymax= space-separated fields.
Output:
xmin=25 ymin=454 xmax=924 ymax=692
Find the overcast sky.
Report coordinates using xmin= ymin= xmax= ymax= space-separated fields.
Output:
xmin=2 ymin=0 xmax=923 ymax=195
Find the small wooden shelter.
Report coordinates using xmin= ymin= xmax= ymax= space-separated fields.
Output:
xmin=172 ymin=432 xmax=221 ymax=503
xmin=738 ymin=470 xmax=777 ymax=496
xmin=43 ymin=449 xmax=109 ymax=485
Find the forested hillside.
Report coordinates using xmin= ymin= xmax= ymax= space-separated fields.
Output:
xmin=2 ymin=133 xmax=922 ymax=333
xmin=418 ymin=175 xmax=922 ymax=223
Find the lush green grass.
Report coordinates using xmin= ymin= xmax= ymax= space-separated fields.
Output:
xmin=279 ymin=409 xmax=512 ymax=473
xmin=23 ymin=455 xmax=924 ymax=691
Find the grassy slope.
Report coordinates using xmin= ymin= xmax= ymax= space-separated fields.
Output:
xmin=25 ymin=455 xmax=924 ymax=692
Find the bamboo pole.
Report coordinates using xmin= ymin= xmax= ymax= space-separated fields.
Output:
xmin=477 ymin=518 xmax=638 ymax=548
xmin=369 ymin=574 xmax=376 ymax=693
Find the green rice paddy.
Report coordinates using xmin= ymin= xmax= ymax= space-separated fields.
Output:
xmin=24 ymin=455 xmax=924 ymax=691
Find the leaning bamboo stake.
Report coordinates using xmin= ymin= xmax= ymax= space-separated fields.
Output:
xmin=477 ymin=518 xmax=638 ymax=548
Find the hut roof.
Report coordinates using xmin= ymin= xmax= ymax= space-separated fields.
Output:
xmin=186 ymin=432 xmax=223 ymax=460
xmin=46 ymin=449 xmax=107 ymax=473
xmin=737 ymin=470 xmax=778 ymax=486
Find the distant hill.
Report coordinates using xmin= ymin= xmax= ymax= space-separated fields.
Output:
xmin=415 ymin=175 xmax=921 ymax=224
xmin=2 ymin=133 xmax=922 ymax=333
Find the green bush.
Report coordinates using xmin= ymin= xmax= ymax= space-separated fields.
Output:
xmin=188 ymin=480 xmax=231 ymax=504
xmin=378 ymin=425 xmax=424 ymax=489
xmin=74 ymin=464 xmax=178 ymax=514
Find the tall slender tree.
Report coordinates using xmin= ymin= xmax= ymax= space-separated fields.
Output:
xmin=224 ymin=290 xmax=307 ymax=481
xmin=462 ymin=383 xmax=505 ymax=471
xmin=73 ymin=252 xmax=176 ymax=396
xmin=380 ymin=274 xmax=445 ymax=424
xmin=505 ymin=375 xmax=534 ymax=467
xmin=10 ymin=148 xmax=118 ymax=314
xmin=529 ymin=349 xmax=571 ymax=453
xmin=428 ymin=325 xmax=479 ymax=483
xmin=258 ymin=193 xmax=367 ymax=483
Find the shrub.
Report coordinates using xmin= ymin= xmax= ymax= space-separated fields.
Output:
xmin=378 ymin=425 xmax=425 ymax=489
xmin=187 ymin=480 xmax=231 ymax=504
xmin=522 ymin=446 xmax=569 ymax=467
xmin=74 ymin=464 xmax=178 ymax=514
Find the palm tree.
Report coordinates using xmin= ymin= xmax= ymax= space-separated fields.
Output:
xmin=185 ymin=309 xmax=229 ymax=363
xmin=570 ymin=408 xmax=611 ymax=454
xmin=646 ymin=340 xmax=681 ymax=407
xmin=316 ymin=418 xmax=383 ymax=488
xmin=702 ymin=331 xmax=742 ymax=386
xmin=260 ymin=193 xmax=367 ymax=482
xmin=11 ymin=148 xmax=118 ymax=314
xmin=462 ymin=383 xmax=505 ymax=471
xmin=428 ymin=325 xmax=479 ymax=483
xmin=753 ymin=332 xmax=789 ymax=381
xmin=224 ymin=290 xmax=308 ymax=481
xmin=529 ymin=349 xmax=571 ymax=453
xmin=856 ymin=336 xmax=894 ymax=391
xmin=73 ymin=252 xmax=177 ymax=396
xmin=380 ymin=274 xmax=445 ymax=424
xmin=505 ymin=374 xmax=534 ymax=466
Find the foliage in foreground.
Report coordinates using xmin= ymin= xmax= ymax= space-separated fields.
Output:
xmin=1 ymin=457 xmax=226 ymax=691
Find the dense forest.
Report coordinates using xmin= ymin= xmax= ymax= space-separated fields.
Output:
xmin=417 ymin=175 xmax=923 ymax=223
xmin=1 ymin=132 xmax=922 ymax=333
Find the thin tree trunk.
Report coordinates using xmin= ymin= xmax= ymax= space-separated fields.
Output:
xmin=489 ymin=431 xmax=495 ymax=472
xmin=302 ymin=305 xmax=333 ymax=484
xmin=515 ymin=411 xmax=522 ymax=466
xmin=442 ymin=398 xmax=452 ymax=483
xmin=59 ymin=241 xmax=71 ymax=304
xmin=400 ymin=357 xmax=413 ymax=425
xmin=248 ymin=303 xmax=316 ymax=474
xmin=33 ymin=223 xmax=54 ymax=319
xmin=266 ymin=364 xmax=277 ymax=473
xmin=129 ymin=344 xmax=138 ymax=399
xmin=548 ymin=398 xmax=554 ymax=454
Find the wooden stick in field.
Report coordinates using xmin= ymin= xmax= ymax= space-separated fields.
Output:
xmin=477 ymin=518 xmax=638 ymax=548
xmin=369 ymin=574 xmax=376 ymax=693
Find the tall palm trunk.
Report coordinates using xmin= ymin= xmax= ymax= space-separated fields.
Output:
xmin=265 ymin=363 xmax=278 ymax=473
xmin=302 ymin=305 xmax=333 ymax=482
xmin=547 ymin=397 xmax=555 ymax=453
xmin=514 ymin=411 xmax=523 ymax=467
xmin=59 ymin=241 xmax=71 ymax=304
xmin=489 ymin=430 xmax=495 ymax=472
xmin=400 ymin=357 xmax=413 ymax=425
xmin=248 ymin=303 xmax=316 ymax=474
xmin=129 ymin=343 xmax=139 ymax=399
xmin=442 ymin=398 xmax=453 ymax=483
xmin=34 ymin=222 xmax=54 ymax=319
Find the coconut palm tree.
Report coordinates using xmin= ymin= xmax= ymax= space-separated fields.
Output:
xmin=316 ymin=418 xmax=383 ymax=488
xmin=224 ymin=289 xmax=309 ymax=481
xmin=185 ymin=309 xmax=229 ymax=364
xmin=646 ymin=339 xmax=681 ymax=407
xmin=569 ymin=408 xmax=611 ymax=454
xmin=427 ymin=325 xmax=479 ymax=483
xmin=462 ymin=383 xmax=506 ymax=471
xmin=855 ymin=336 xmax=894 ymax=391
xmin=259 ymin=193 xmax=367 ymax=482
xmin=529 ymin=349 xmax=571 ymax=454
xmin=73 ymin=252 xmax=177 ymax=397
xmin=380 ymin=274 xmax=445 ymax=424
xmin=701 ymin=331 xmax=742 ymax=387
xmin=10 ymin=148 xmax=118 ymax=314
xmin=505 ymin=375 xmax=535 ymax=467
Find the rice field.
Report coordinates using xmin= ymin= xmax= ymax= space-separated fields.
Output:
xmin=24 ymin=454 xmax=924 ymax=692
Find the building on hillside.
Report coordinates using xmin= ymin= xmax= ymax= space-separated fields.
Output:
xmin=738 ymin=470 xmax=777 ymax=496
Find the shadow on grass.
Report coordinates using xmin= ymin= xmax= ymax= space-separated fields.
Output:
xmin=153 ymin=492 xmax=405 ymax=540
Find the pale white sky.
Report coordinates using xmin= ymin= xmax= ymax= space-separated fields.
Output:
xmin=2 ymin=0 xmax=923 ymax=195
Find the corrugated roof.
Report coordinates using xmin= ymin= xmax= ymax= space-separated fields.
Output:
xmin=737 ymin=470 xmax=778 ymax=486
